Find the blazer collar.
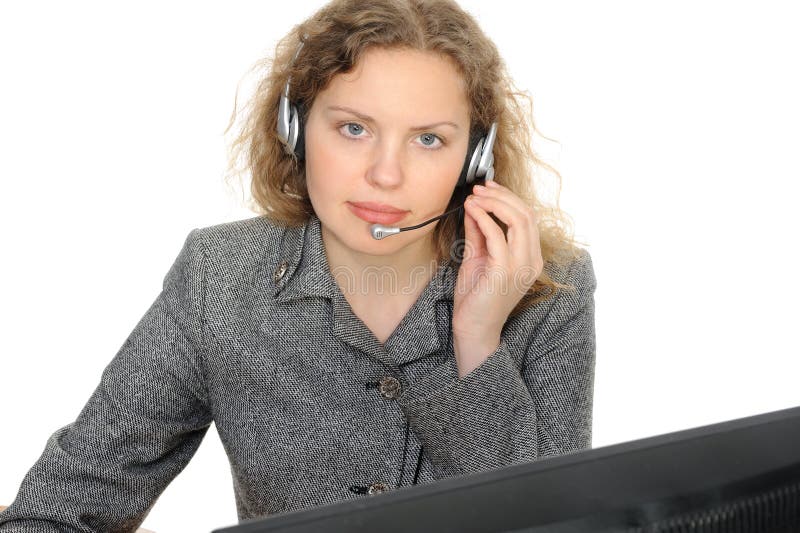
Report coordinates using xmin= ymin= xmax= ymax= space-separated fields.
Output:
xmin=272 ymin=214 xmax=337 ymax=303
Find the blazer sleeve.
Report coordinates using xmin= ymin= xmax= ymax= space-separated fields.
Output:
xmin=0 ymin=229 xmax=214 ymax=532
xmin=395 ymin=249 xmax=597 ymax=479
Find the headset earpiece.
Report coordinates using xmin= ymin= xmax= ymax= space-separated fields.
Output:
xmin=457 ymin=121 xmax=498 ymax=188
xmin=476 ymin=122 xmax=497 ymax=183
xmin=292 ymin=102 xmax=306 ymax=160
xmin=276 ymin=35 xmax=308 ymax=159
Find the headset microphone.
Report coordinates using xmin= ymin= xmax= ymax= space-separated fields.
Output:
xmin=370 ymin=173 xmax=491 ymax=240
xmin=370 ymin=203 xmax=466 ymax=239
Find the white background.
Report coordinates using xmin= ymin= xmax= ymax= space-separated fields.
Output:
xmin=1 ymin=1 xmax=799 ymax=531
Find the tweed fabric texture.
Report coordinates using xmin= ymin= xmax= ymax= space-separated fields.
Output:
xmin=0 ymin=213 xmax=597 ymax=531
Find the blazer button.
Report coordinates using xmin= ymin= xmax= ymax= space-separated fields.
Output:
xmin=378 ymin=376 xmax=402 ymax=400
xmin=368 ymin=482 xmax=389 ymax=495
xmin=273 ymin=261 xmax=288 ymax=282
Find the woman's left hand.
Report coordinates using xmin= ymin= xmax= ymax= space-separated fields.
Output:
xmin=452 ymin=179 xmax=544 ymax=377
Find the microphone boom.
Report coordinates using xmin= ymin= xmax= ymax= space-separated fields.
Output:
xmin=370 ymin=204 xmax=465 ymax=240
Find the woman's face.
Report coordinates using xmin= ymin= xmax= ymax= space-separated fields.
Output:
xmin=304 ymin=46 xmax=471 ymax=262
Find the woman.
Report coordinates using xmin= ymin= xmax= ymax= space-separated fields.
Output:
xmin=0 ymin=0 xmax=596 ymax=528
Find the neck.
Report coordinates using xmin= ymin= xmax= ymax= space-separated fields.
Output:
xmin=320 ymin=223 xmax=442 ymax=301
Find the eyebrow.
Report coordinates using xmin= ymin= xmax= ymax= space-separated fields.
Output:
xmin=325 ymin=105 xmax=460 ymax=131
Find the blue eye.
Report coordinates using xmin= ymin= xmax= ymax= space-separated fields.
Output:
xmin=419 ymin=133 xmax=441 ymax=148
xmin=339 ymin=122 xmax=364 ymax=139
xmin=345 ymin=123 xmax=364 ymax=136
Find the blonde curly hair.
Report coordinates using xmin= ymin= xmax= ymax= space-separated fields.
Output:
xmin=224 ymin=0 xmax=588 ymax=316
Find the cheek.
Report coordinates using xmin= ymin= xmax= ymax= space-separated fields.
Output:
xmin=431 ymin=152 xmax=465 ymax=196
xmin=432 ymin=137 xmax=468 ymax=185
xmin=305 ymin=129 xmax=360 ymax=185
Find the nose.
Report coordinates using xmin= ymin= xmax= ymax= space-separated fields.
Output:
xmin=364 ymin=139 xmax=406 ymax=190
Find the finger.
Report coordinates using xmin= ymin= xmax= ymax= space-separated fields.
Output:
xmin=474 ymin=182 xmax=538 ymax=226
xmin=464 ymin=197 xmax=509 ymax=263
xmin=462 ymin=203 xmax=487 ymax=261
xmin=474 ymin=183 xmax=538 ymax=231
xmin=467 ymin=194 xmax=531 ymax=264
xmin=475 ymin=182 xmax=544 ymax=285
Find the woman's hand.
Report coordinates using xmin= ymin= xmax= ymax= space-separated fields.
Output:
xmin=452 ymin=179 xmax=544 ymax=377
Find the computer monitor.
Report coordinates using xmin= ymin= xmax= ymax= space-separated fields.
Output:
xmin=212 ymin=404 xmax=800 ymax=532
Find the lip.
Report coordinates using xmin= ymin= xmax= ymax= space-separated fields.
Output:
xmin=347 ymin=202 xmax=409 ymax=224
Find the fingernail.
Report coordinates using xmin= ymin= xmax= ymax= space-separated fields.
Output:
xmin=486 ymin=180 xmax=499 ymax=187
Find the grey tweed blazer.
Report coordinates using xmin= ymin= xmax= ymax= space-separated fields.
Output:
xmin=0 ymin=213 xmax=597 ymax=531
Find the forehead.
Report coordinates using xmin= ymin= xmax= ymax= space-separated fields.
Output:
xmin=316 ymin=47 xmax=470 ymax=119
